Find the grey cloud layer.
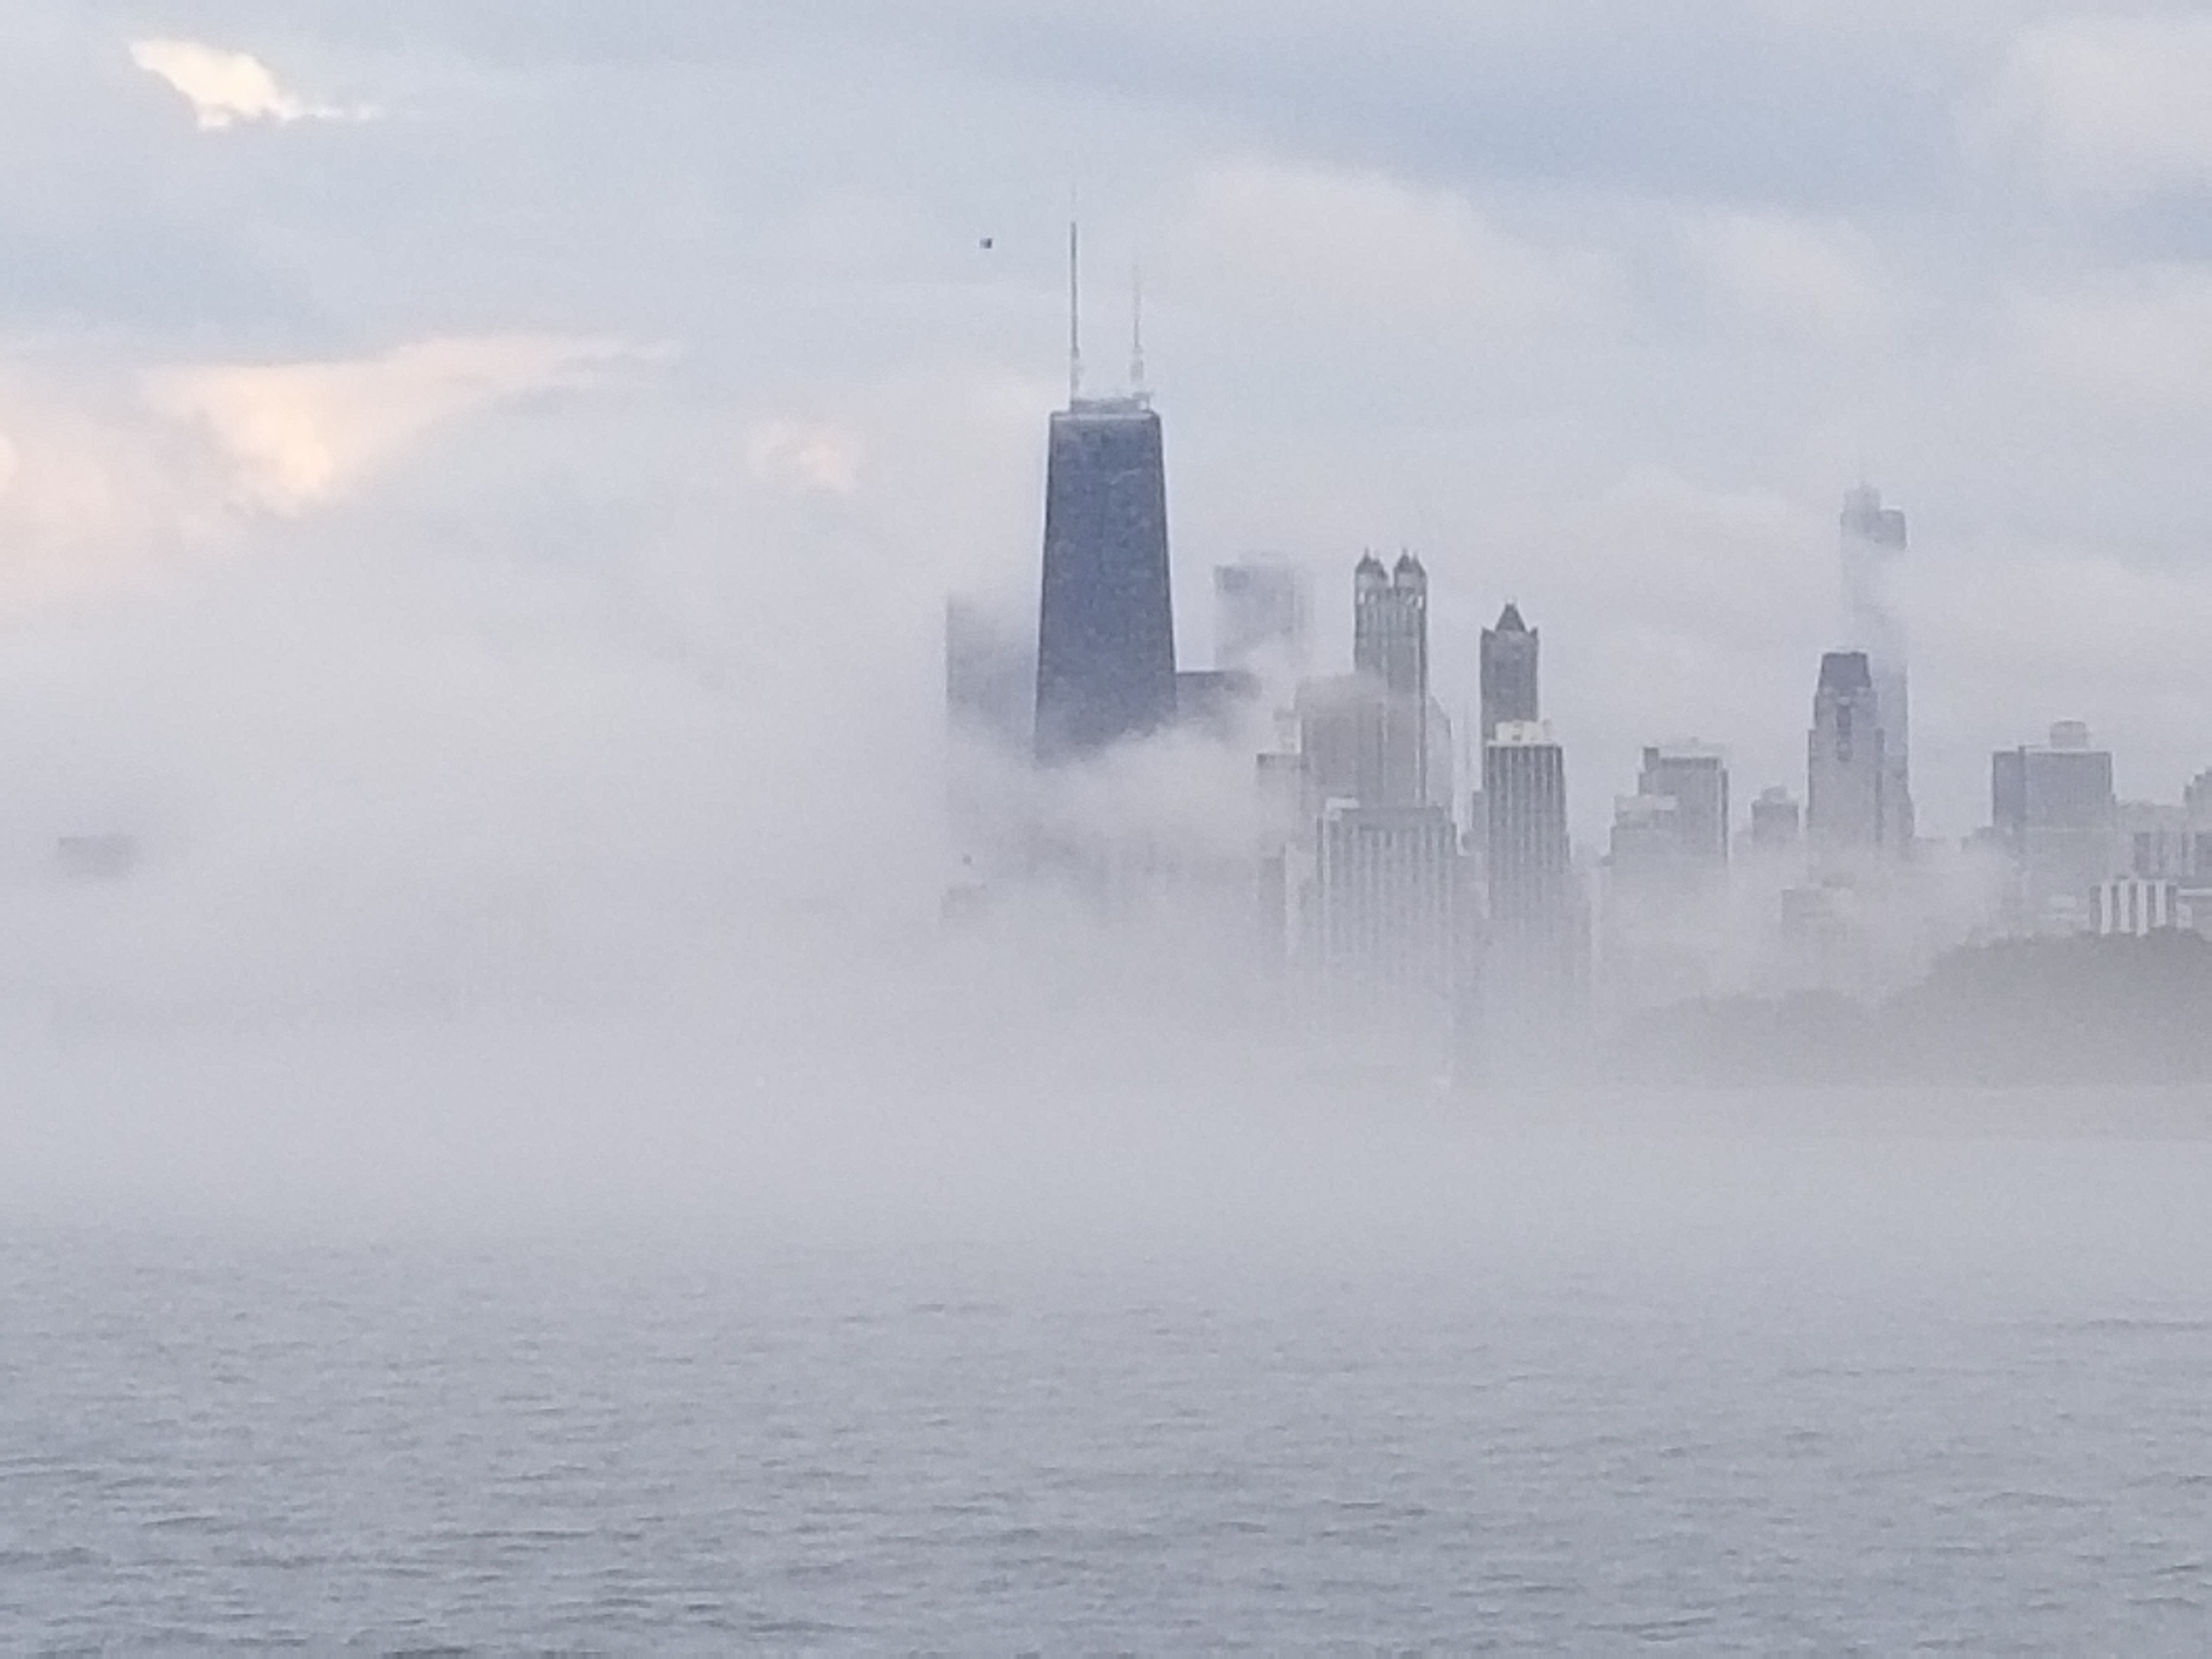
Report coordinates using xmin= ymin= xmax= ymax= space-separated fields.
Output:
xmin=4 ymin=1 xmax=2212 ymax=858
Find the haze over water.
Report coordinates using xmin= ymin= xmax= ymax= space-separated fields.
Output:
xmin=10 ymin=1086 xmax=2212 ymax=1650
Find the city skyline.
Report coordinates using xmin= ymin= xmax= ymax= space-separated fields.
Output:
xmin=955 ymin=353 xmax=2212 ymax=1043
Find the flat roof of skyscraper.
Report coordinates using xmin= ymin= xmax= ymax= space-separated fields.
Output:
xmin=1489 ymin=720 xmax=1556 ymax=747
xmin=1061 ymin=394 xmax=1153 ymax=419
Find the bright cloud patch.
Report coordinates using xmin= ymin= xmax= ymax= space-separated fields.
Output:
xmin=129 ymin=38 xmax=370 ymax=132
xmin=1967 ymin=16 xmax=2212 ymax=196
xmin=146 ymin=336 xmax=634 ymax=514
xmin=744 ymin=420 xmax=862 ymax=496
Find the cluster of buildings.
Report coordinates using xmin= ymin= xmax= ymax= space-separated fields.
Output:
xmin=945 ymin=350 xmax=2210 ymax=1071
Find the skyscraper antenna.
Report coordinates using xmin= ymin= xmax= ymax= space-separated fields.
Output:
xmin=1129 ymin=253 xmax=1146 ymax=395
xmin=1066 ymin=206 xmax=1083 ymax=406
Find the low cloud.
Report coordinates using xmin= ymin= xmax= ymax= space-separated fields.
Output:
xmin=1965 ymin=15 xmax=2212 ymax=198
xmin=129 ymin=38 xmax=376 ymax=132
xmin=1168 ymin=158 xmax=1611 ymax=341
xmin=2007 ymin=267 xmax=2212 ymax=410
xmin=1681 ymin=211 xmax=1893 ymax=339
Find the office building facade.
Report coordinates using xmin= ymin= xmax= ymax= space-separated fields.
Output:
xmin=1484 ymin=721 xmax=1581 ymax=1049
xmin=1635 ymin=742 xmax=1729 ymax=872
xmin=1314 ymin=803 xmax=1460 ymax=1007
xmin=1808 ymin=651 xmax=1885 ymax=862
xmin=1994 ymin=721 xmax=2118 ymax=930
xmin=1034 ymin=396 xmax=1177 ymax=760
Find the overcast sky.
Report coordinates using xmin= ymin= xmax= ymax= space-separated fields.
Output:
xmin=7 ymin=1 xmax=2212 ymax=860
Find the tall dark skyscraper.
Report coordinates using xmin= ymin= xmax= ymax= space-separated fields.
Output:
xmin=1033 ymin=393 xmax=1176 ymax=761
xmin=1480 ymin=603 xmax=1539 ymax=744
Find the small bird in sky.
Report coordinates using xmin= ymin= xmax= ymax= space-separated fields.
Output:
xmin=978 ymin=236 xmax=995 ymax=250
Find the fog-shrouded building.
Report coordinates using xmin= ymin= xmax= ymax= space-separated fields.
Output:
xmin=1603 ymin=744 xmax=1727 ymax=1017
xmin=2091 ymin=876 xmax=2182 ymax=937
xmin=1808 ymin=650 xmax=1885 ymax=865
xmin=1749 ymin=786 xmax=1802 ymax=853
xmin=1484 ymin=721 xmax=1582 ymax=1052
xmin=1351 ymin=553 xmax=1431 ymax=808
xmin=1609 ymin=793 xmax=1681 ymax=877
xmin=1214 ymin=561 xmax=1310 ymax=681
xmin=1355 ymin=554 xmax=1427 ymax=695
xmin=1313 ymin=802 xmax=1460 ymax=1020
xmin=1479 ymin=603 xmax=1539 ymax=745
xmin=945 ymin=596 xmax=1035 ymax=753
xmin=1034 ymin=394 xmax=1176 ymax=761
xmin=1635 ymin=742 xmax=1729 ymax=873
xmin=944 ymin=595 xmax=1037 ymax=888
xmin=1994 ymin=721 xmax=2118 ymax=932
xmin=2117 ymin=791 xmax=2212 ymax=883
xmin=1297 ymin=555 xmax=1447 ymax=814
xmin=1840 ymin=484 xmax=1913 ymax=853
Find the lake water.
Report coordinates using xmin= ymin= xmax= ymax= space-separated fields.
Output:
xmin=5 ymin=1088 xmax=2211 ymax=1650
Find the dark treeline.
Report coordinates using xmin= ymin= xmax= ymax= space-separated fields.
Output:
xmin=1616 ymin=933 xmax=2212 ymax=1087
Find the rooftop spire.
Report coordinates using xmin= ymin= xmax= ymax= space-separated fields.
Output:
xmin=1066 ymin=206 xmax=1082 ymax=406
xmin=1128 ymin=252 xmax=1146 ymax=396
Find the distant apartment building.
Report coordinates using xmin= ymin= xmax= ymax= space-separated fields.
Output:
xmin=1993 ymin=722 xmax=2118 ymax=931
xmin=2090 ymin=877 xmax=2183 ymax=937
xmin=1748 ymin=786 xmax=1802 ymax=853
xmin=1633 ymin=742 xmax=1729 ymax=873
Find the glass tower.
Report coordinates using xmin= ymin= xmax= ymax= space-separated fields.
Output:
xmin=1034 ymin=396 xmax=1176 ymax=761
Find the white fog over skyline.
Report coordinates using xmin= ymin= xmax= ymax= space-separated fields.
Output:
xmin=14 ymin=14 xmax=2212 ymax=1649
xmin=3 ymin=2 xmax=2212 ymax=866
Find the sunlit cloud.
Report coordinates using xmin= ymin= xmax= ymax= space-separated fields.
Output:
xmin=128 ymin=37 xmax=375 ymax=132
xmin=146 ymin=335 xmax=637 ymax=514
xmin=744 ymin=419 xmax=864 ymax=496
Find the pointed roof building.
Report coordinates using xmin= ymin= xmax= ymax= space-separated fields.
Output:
xmin=1480 ymin=601 xmax=1540 ymax=746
